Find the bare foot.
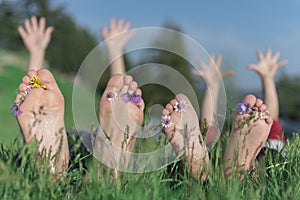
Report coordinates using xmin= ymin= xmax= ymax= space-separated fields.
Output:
xmin=223 ymin=94 xmax=273 ymax=178
xmin=94 ymin=74 xmax=144 ymax=174
xmin=161 ymin=94 xmax=209 ymax=180
xmin=14 ymin=69 xmax=69 ymax=173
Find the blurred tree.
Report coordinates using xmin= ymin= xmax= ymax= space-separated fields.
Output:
xmin=277 ymin=74 xmax=300 ymax=120
xmin=0 ymin=0 xmax=23 ymax=49
xmin=0 ymin=0 xmax=98 ymax=73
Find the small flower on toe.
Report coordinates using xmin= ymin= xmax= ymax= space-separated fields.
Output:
xmin=161 ymin=115 xmax=173 ymax=128
xmin=174 ymin=100 xmax=187 ymax=113
xmin=25 ymin=86 xmax=31 ymax=95
xmin=10 ymin=103 xmax=22 ymax=116
xmin=259 ymin=111 xmax=269 ymax=120
xmin=121 ymin=92 xmax=142 ymax=105
xmin=130 ymin=93 xmax=142 ymax=106
xmin=30 ymin=75 xmax=46 ymax=89
xmin=236 ymin=102 xmax=252 ymax=115
xmin=106 ymin=91 xmax=118 ymax=102
xmin=121 ymin=92 xmax=131 ymax=103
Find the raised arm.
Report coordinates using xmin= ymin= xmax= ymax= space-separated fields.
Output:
xmin=248 ymin=48 xmax=288 ymax=120
xmin=18 ymin=16 xmax=54 ymax=71
xmin=101 ymin=18 xmax=135 ymax=76
xmin=192 ymin=53 xmax=235 ymax=126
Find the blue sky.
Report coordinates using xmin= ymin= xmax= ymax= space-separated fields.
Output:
xmin=54 ymin=0 xmax=300 ymax=91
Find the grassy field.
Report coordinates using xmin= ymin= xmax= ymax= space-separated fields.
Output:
xmin=0 ymin=132 xmax=299 ymax=199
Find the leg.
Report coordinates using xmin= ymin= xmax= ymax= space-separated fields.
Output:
xmin=223 ymin=94 xmax=273 ymax=178
xmin=162 ymin=93 xmax=209 ymax=181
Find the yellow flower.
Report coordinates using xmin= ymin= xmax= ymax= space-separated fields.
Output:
xmin=29 ymin=75 xmax=46 ymax=89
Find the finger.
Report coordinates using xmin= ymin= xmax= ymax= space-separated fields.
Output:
xmin=248 ymin=64 xmax=259 ymax=71
xmin=44 ymin=26 xmax=54 ymax=43
xmin=18 ymin=26 xmax=27 ymax=39
xmin=272 ymin=51 xmax=280 ymax=62
xmin=266 ymin=48 xmax=272 ymax=59
xmin=257 ymin=50 xmax=263 ymax=60
xmin=101 ymin=27 xmax=108 ymax=39
xmin=216 ymin=54 xmax=223 ymax=68
xmin=24 ymin=18 xmax=32 ymax=34
xmin=221 ymin=70 xmax=235 ymax=78
xmin=110 ymin=17 xmax=116 ymax=29
xmin=31 ymin=16 xmax=38 ymax=31
xmin=117 ymin=18 xmax=124 ymax=29
xmin=123 ymin=21 xmax=131 ymax=31
xmin=210 ymin=53 xmax=215 ymax=62
xmin=191 ymin=69 xmax=204 ymax=77
xmin=198 ymin=60 xmax=207 ymax=70
xmin=39 ymin=17 xmax=46 ymax=33
xmin=277 ymin=59 xmax=288 ymax=68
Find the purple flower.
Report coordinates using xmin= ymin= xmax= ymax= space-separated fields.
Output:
xmin=10 ymin=104 xmax=18 ymax=110
xmin=121 ymin=92 xmax=131 ymax=103
xmin=13 ymin=108 xmax=23 ymax=116
xmin=236 ymin=102 xmax=252 ymax=115
xmin=130 ymin=93 xmax=142 ymax=106
xmin=10 ymin=103 xmax=22 ymax=116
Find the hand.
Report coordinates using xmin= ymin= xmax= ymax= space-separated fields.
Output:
xmin=101 ymin=18 xmax=135 ymax=51
xmin=192 ymin=53 xmax=235 ymax=87
xmin=248 ymin=48 xmax=288 ymax=79
xmin=18 ymin=16 xmax=54 ymax=54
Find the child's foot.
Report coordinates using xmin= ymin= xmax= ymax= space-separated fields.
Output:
xmin=161 ymin=94 xmax=209 ymax=180
xmin=223 ymin=94 xmax=273 ymax=178
xmin=95 ymin=74 xmax=144 ymax=172
xmin=15 ymin=69 xmax=69 ymax=173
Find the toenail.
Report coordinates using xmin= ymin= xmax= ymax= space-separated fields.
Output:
xmin=106 ymin=91 xmax=118 ymax=102
xmin=161 ymin=115 xmax=173 ymax=128
xmin=174 ymin=100 xmax=187 ymax=113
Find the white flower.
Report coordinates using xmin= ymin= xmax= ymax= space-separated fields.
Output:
xmin=106 ymin=91 xmax=118 ymax=102
xmin=161 ymin=115 xmax=173 ymax=128
xmin=174 ymin=100 xmax=187 ymax=113
xmin=259 ymin=111 xmax=269 ymax=120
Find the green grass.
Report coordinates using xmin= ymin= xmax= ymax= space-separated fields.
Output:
xmin=0 ymin=132 xmax=300 ymax=199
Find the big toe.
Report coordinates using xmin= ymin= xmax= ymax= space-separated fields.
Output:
xmin=37 ymin=69 xmax=59 ymax=90
xmin=242 ymin=94 xmax=257 ymax=107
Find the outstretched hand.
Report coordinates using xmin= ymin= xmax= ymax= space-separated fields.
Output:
xmin=248 ymin=48 xmax=288 ymax=79
xmin=18 ymin=16 xmax=54 ymax=54
xmin=192 ymin=53 xmax=235 ymax=87
xmin=101 ymin=18 xmax=136 ymax=51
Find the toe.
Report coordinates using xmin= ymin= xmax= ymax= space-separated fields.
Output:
xmin=162 ymin=108 xmax=170 ymax=116
xmin=170 ymin=99 xmax=177 ymax=107
xmin=135 ymin=88 xmax=144 ymax=109
xmin=37 ymin=69 xmax=59 ymax=90
xmin=15 ymin=94 xmax=25 ymax=105
xmin=255 ymin=99 xmax=263 ymax=107
xmin=27 ymin=70 xmax=37 ymax=78
xmin=18 ymin=83 xmax=27 ymax=93
xmin=119 ymin=75 xmax=132 ymax=94
xmin=128 ymin=81 xmax=138 ymax=94
xmin=105 ymin=74 xmax=124 ymax=92
xmin=243 ymin=94 xmax=257 ymax=107
xmin=22 ymin=75 xmax=30 ymax=84
xmin=166 ymin=103 xmax=173 ymax=113
xmin=259 ymin=104 xmax=267 ymax=111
